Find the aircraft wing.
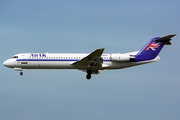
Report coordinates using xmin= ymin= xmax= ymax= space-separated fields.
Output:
xmin=72 ymin=48 xmax=104 ymax=71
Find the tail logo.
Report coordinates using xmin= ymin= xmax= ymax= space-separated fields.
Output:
xmin=145 ymin=42 xmax=161 ymax=51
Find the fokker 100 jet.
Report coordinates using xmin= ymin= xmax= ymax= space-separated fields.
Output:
xmin=3 ymin=34 xmax=176 ymax=79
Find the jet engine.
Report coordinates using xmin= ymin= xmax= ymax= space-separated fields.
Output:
xmin=110 ymin=54 xmax=135 ymax=62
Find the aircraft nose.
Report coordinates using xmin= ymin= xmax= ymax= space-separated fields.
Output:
xmin=3 ymin=60 xmax=9 ymax=67
xmin=3 ymin=59 xmax=14 ymax=67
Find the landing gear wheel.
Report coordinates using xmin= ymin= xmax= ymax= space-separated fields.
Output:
xmin=86 ymin=69 xmax=92 ymax=80
xmin=86 ymin=74 xmax=91 ymax=80
xmin=20 ymin=71 xmax=23 ymax=76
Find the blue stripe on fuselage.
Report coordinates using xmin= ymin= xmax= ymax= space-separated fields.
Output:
xmin=16 ymin=59 xmax=111 ymax=62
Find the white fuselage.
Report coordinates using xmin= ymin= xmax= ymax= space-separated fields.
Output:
xmin=3 ymin=52 xmax=160 ymax=71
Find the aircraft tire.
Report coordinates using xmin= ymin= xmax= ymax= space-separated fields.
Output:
xmin=86 ymin=74 xmax=91 ymax=80
xmin=20 ymin=72 xmax=23 ymax=76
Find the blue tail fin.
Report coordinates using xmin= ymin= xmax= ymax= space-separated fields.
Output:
xmin=135 ymin=34 xmax=176 ymax=61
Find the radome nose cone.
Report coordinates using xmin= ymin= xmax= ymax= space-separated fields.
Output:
xmin=3 ymin=60 xmax=8 ymax=67
xmin=3 ymin=59 xmax=15 ymax=68
xmin=3 ymin=59 xmax=12 ymax=67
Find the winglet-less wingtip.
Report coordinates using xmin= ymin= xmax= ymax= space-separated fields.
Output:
xmin=98 ymin=48 xmax=105 ymax=51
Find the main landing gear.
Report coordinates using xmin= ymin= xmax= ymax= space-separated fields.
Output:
xmin=86 ymin=69 xmax=92 ymax=80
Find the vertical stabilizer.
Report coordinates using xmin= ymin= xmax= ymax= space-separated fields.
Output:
xmin=135 ymin=34 xmax=176 ymax=61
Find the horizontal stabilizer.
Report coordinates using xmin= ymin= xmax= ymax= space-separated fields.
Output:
xmin=155 ymin=34 xmax=176 ymax=45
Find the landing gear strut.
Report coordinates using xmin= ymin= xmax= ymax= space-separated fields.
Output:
xmin=86 ymin=69 xmax=92 ymax=80
xmin=20 ymin=71 xmax=23 ymax=76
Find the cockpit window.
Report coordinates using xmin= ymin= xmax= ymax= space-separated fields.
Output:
xmin=12 ymin=56 xmax=18 ymax=58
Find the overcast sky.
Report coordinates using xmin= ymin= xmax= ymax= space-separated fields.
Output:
xmin=0 ymin=0 xmax=180 ymax=120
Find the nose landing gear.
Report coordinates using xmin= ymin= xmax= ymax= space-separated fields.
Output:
xmin=20 ymin=71 xmax=23 ymax=76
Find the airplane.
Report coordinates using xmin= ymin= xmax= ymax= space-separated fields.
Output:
xmin=3 ymin=34 xmax=176 ymax=80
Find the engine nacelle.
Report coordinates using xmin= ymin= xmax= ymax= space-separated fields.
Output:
xmin=110 ymin=54 xmax=132 ymax=62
